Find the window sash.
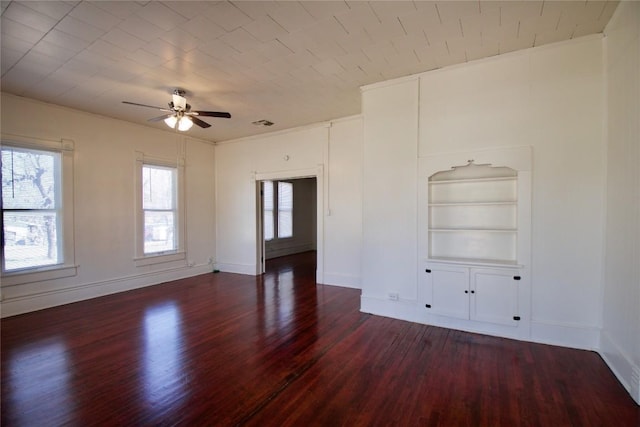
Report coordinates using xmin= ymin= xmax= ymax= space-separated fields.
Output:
xmin=277 ymin=181 xmax=293 ymax=238
xmin=142 ymin=165 xmax=177 ymax=255
xmin=2 ymin=145 xmax=64 ymax=272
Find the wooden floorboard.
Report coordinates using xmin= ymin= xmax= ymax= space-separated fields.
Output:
xmin=1 ymin=251 xmax=638 ymax=426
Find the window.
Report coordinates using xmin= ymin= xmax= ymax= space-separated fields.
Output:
xmin=277 ymin=182 xmax=293 ymax=238
xmin=1 ymin=136 xmax=76 ymax=284
xmin=2 ymin=146 xmax=61 ymax=271
xmin=135 ymin=152 xmax=185 ymax=266
xmin=143 ymin=165 xmax=177 ymax=254
xmin=262 ymin=180 xmax=293 ymax=241
xmin=263 ymin=181 xmax=274 ymax=241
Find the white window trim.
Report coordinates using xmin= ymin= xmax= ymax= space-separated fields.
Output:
xmin=134 ymin=151 xmax=186 ymax=267
xmin=1 ymin=134 xmax=77 ymax=286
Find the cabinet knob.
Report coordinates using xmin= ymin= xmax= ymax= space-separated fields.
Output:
xmin=464 ymin=290 xmax=469 ymax=294
xmin=471 ymin=290 xmax=475 ymax=294
xmin=513 ymin=276 xmax=521 ymax=280
xmin=425 ymin=304 xmax=431 ymax=308
xmin=513 ymin=316 xmax=521 ymax=321
xmin=425 ymin=269 xmax=431 ymax=273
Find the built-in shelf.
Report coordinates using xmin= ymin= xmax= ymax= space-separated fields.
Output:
xmin=429 ymin=201 xmax=517 ymax=207
xmin=429 ymin=176 xmax=517 ymax=185
xmin=427 ymin=161 xmax=518 ymax=264
xmin=429 ymin=228 xmax=517 ymax=232
xmin=426 ymin=257 xmax=521 ymax=268
xmin=419 ymin=147 xmax=532 ymax=339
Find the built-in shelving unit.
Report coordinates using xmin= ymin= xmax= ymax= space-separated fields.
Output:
xmin=428 ymin=162 xmax=518 ymax=266
xmin=418 ymin=147 xmax=532 ymax=339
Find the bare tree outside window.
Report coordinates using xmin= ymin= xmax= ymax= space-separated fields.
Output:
xmin=2 ymin=147 xmax=61 ymax=271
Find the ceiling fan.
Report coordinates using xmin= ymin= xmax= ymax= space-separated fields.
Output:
xmin=122 ymin=89 xmax=231 ymax=131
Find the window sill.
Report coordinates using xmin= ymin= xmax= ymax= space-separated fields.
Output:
xmin=1 ymin=264 xmax=78 ymax=287
xmin=134 ymin=251 xmax=186 ymax=267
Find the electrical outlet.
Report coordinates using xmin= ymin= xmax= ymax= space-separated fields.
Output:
xmin=388 ymin=292 xmax=399 ymax=301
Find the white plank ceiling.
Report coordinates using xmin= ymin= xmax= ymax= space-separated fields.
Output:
xmin=1 ymin=1 xmax=619 ymax=142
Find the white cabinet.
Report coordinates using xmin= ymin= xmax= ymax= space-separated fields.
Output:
xmin=424 ymin=264 xmax=520 ymax=327
xmin=418 ymin=147 xmax=532 ymax=338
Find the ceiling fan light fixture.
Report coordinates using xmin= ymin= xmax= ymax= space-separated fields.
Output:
xmin=178 ymin=116 xmax=193 ymax=131
xmin=164 ymin=115 xmax=178 ymax=128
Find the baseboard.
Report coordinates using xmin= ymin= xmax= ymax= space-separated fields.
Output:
xmin=266 ymin=244 xmax=315 ymax=260
xmin=530 ymin=319 xmax=600 ymax=350
xmin=322 ymin=273 xmax=361 ymax=289
xmin=1 ymin=264 xmax=213 ymax=318
xmin=214 ymin=262 xmax=257 ymax=275
xmin=361 ymin=297 xmax=604 ymax=352
xmin=599 ymin=330 xmax=640 ymax=405
xmin=360 ymin=295 xmax=423 ymax=324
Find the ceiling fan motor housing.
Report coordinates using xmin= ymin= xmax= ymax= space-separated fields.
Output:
xmin=172 ymin=90 xmax=187 ymax=111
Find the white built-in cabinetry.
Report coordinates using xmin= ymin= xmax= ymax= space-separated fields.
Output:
xmin=428 ymin=163 xmax=518 ymax=264
xmin=419 ymin=147 xmax=532 ymax=339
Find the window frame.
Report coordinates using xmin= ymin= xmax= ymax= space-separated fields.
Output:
xmin=134 ymin=151 xmax=185 ymax=267
xmin=1 ymin=135 xmax=76 ymax=285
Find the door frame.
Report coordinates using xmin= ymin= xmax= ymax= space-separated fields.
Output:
xmin=255 ymin=166 xmax=324 ymax=283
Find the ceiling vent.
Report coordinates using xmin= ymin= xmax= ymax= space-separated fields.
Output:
xmin=252 ymin=119 xmax=274 ymax=127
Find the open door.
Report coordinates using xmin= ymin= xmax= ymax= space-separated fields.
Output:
xmin=256 ymin=180 xmax=266 ymax=274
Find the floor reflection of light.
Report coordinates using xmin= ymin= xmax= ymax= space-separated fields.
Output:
xmin=143 ymin=302 xmax=186 ymax=411
xmin=261 ymin=270 xmax=295 ymax=334
xmin=8 ymin=338 xmax=74 ymax=425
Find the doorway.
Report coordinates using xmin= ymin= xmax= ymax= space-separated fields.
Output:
xmin=255 ymin=168 xmax=323 ymax=283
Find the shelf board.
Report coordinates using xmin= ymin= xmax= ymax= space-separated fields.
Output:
xmin=428 ymin=228 xmax=517 ymax=233
xmin=426 ymin=257 xmax=520 ymax=268
xmin=428 ymin=201 xmax=517 ymax=207
xmin=429 ymin=176 xmax=517 ymax=185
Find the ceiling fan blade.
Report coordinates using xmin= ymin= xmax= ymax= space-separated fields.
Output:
xmin=148 ymin=114 xmax=174 ymax=122
xmin=192 ymin=111 xmax=231 ymax=118
xmin=190 ymin=116 xmax=211 ymax=128
xmin=122 ymin=101 xmax=171 ymax=111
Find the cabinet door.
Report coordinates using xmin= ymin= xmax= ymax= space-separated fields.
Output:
xmin=425 ymin=266 xmax=469 ymax=319
xmin=470 ymin=268 xmax=519 ymax=326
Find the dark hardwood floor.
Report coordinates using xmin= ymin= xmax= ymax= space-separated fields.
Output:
xmin=1 ymin=251 xmax=638 ymax=426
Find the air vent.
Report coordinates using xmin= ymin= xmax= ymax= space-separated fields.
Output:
xmin=252 ymin=119 xmax=274 ymax=127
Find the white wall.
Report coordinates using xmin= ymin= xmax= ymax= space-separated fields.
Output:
xmin=1 ymin=93 xmax=216 ymax=317
xmin=324 ymin=117 xmax=363 ymax=288
xmin=360 ymin=77 xmax=419 ymax=321
xmin=361 ymin=36 xmax=606 ymax=349
xmin=214 ymin=116 xmax=363 ymax=288
xmin=601 ymin=0 xmax=640 ymax=404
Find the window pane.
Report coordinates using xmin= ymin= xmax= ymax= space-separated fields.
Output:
xmin=2 ymin=147 xmax=58 ymax=209
xmin=3 ymin=211 xmax=59 ymax=270
xmin=278 ymin=211 xmax=292 ymax=238
xmin=263 ymin=181 xmax=274 ymax=240
xmin=278 ymin=182 xmax=293 ymax=238
xmin=278 ymin=182 xmax=292 ymax=210
xmin=144 ymin=211 xmax=175 ymax=254
xmin=263 ymin=181 xmax=273 ymax=210
xmin=143 ymin=166 xmax=175 ymax=210
xmin=264 ymin=211 xmax=274 ymax=241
